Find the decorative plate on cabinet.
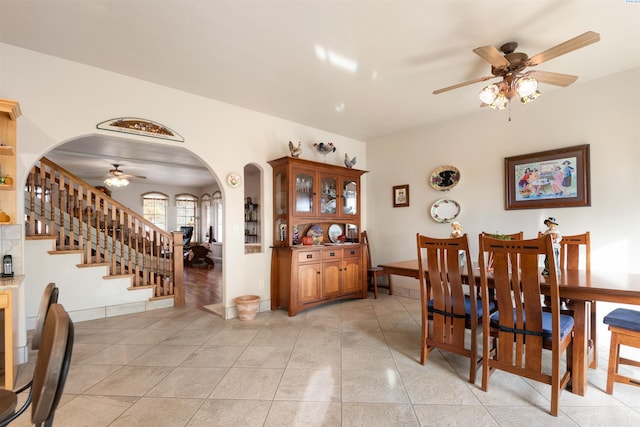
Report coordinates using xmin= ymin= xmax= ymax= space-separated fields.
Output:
xmin=328 ymin=224 xmax=343 ymax=243
xmin=429 ymin=165 xmax=460 ymax=191
xmin=306 ymin=224 xmax=324 ymax=243
xmin=430 ymin=198 xmax=460 ymax=223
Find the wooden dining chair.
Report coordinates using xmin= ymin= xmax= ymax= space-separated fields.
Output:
xmin=0 ymin=303 xmax=74 ymax=427
xmin=478 ymin=231 xmax=523 ymax=269
xmin=558 ymin=232 xmax=597 ymax=366
xmin=417 ymin=233 xmax=488 ymax=383
xmin=361 ymin=231 xmax=392 ymax=298
xmin=603 ymin=308 xmax=640 ymax=394
xmin=478 ymin=234 xmax=574 ymax=416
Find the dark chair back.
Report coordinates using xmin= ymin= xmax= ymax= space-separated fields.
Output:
xmin=0 ymin=304 xmax=73 ymax=427
xmin=180 ymin=226 xmax=194 ymax=246
xmin=32 ymin=283 xmax=59 ymax=351
xmin=31 ymin=304 xmax=74 ymax=426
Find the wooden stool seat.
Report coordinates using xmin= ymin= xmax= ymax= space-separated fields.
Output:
xmin=603 ymin=308 xmax=640 ymax=394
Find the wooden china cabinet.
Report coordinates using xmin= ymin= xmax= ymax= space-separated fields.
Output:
xmin=268 ymin=156 xmax=367 ymax=316
xmin=0 ymin=99 xmax=20 ymax=225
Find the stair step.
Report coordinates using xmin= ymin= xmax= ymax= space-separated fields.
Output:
xmin=48 ymin=249 xmax=83 ymax=255
xmin=150 ymin=294 xmax=174 ymax=301
xmin=25 ymin=234 xmax=57 ymax=240
xmin=76 ymin=262 xmax=109 ymax=268
xmin=130 ymin=285 xmax=156 ymax=291
xmin=103 ymin=274 xmax=134 ymax=280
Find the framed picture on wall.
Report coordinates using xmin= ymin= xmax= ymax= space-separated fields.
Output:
xmin=505 ymin=144 xmax=590 ymax=210
xmin=393 ymin=184 xmax=410 ymax=207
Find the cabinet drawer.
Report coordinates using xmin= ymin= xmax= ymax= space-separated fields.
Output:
xmin=342 ymin=246 xmax=361 ymax=259
xmin=322 ymin=249 xmax=342 ymax=260
xmin=298 ymin=250 xmax=321 ymax=263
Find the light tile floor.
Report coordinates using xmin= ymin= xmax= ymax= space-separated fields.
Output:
xmin=11 ymin=294 xmax=640 ymax=426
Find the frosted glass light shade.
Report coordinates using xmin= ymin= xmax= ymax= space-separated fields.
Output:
xmin=478 ymin=84 xmax=499 ymax=104
xmin=515 ymin=77 xmax=538 ymax=97
xmin=104 ymin=177 xmax=129 ymax=187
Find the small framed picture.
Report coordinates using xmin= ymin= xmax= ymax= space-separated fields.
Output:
xmin=393 ymin=184 xmax=410 ymax=208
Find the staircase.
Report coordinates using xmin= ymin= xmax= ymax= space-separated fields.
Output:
xmin=24 ymin=158 xmax=184 ymax=320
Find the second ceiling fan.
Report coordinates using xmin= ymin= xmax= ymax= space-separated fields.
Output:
xmin=433 ymin=31 xmax=600 ymax=110
xmin=103 ymin=164 xmax=146 ymax=187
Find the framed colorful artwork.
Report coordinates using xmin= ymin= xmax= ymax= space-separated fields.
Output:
xmin=505 ymin=144 xmax=590 ymax=210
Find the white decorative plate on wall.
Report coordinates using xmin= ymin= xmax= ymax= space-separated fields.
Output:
xmin=429 ymin=165 xmax=460 ymax=191
xmin=430 ymin=198 xmax=460 ymax=223
xmin=226 ymin=173 xmax=242 ymax=188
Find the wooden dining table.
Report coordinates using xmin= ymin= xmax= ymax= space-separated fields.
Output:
xmin=377 ymin=259 xmax=640 ymax=396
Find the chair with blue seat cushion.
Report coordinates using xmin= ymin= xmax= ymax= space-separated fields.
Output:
xmin=478 ymin=234 xmax=573 ymax=417
xmin=603 ymin=308 xmax=640 ymax=394
xmin=417 ymin=233 xmax=489 ymax=383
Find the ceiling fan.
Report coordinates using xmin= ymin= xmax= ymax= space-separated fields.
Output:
xmin=433 ymin=31 xmax=600 ymax=111
xmin=103 ymin=164 xmax=146 ymax=187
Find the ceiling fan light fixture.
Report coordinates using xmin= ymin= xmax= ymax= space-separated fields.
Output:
xmin=104 ymin=177 xmax=129 ymax=187
xmin=489 ymin=92 xmax=508 ymax=110
xmin=515 ymin=76 xmax=538 ymax=98
xmin=478 ymin=84 xmax=499 ymax=104
xmin=520 ymin=89 xmax=541 ymax=104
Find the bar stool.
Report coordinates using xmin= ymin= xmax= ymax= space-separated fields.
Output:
xmin=603 ymin=308 xmax=640 ymax=394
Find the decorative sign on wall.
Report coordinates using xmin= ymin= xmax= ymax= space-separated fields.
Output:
xmin=97 ymin=117 xmax=184 ymax=142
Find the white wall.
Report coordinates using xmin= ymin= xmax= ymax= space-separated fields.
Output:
xmin=0 ymin=43 xmax=368 ymax=315
xmin=366 ymin=67 xmax=640 ymax=295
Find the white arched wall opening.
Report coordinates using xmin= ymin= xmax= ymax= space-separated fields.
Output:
xmin=21 ymin=134 xmax=227 ymax=317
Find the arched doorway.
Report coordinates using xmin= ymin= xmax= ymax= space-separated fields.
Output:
xmin=42 ymin=134 xmax=224 ymax=310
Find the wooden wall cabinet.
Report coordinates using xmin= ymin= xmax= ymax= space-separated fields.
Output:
xmin=268 ymin=156 xmax=367 ymax=316
xmin=0 ymin=99 xmax=21 ymax=225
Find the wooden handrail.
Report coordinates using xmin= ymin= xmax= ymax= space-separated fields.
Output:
xmin=25 ymin=157 xmax=182 ymax=301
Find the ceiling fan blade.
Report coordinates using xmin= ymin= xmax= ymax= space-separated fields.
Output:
xmin=433 ymin=75 xmax=497 ymax=94
xmin=119 ymin=174 xmax=147 ymax=180
xmin=472 ymin=45 xmax=510 ymax=69
xmin=526 ymin=31 xmax=600 ymax=67
xmin=528 ymin=70 xmax=578 ymax=87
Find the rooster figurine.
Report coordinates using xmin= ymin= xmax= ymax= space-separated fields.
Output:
xmin=344 ymin=153 xmax=356 ymax=168
xmin=288 ymin=141 xmax=302 ymax=158
xmin=313 ymin=142 xmax=336 ymax=154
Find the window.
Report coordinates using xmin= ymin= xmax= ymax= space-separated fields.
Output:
xmin=212 ymin=191 xmax=222 ymax=243
xmin=176 ymin=193 xmax=198 ymax=233
xmin=201 ymin=193 xmax=212 ymax=242
xmin=142 ymin=192 xmax=168 ymax=230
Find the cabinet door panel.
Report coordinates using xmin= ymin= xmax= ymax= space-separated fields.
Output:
xmin=340 ymin=177 xmax=358 ymax=218
xmin=322 ymin=261 xmax=342 ymax=298
xmin=293 ymin=168 xmax=315 ymax=216
xmin=342 ymin=258 xmax=362 ymax=295
xmin=298 ymin=263 xmax=321 ymax=303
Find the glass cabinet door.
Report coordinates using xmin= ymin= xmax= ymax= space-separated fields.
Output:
xmin=294 ymin=171 xmax=314 ymax=214
xmin=274 ymin=171 xmax=287 ymax=216
xmin=342 ymin=178 xmax=358 ymax=217
xmin=320 ymin=176 xmax=337 ymax=215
